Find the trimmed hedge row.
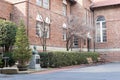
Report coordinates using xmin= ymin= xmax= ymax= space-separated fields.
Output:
xmin=39 ymin=51 xmax=99 ymax=68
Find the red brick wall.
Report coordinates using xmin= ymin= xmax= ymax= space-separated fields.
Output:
xmin=28 ymin=0 xmax=70 ymax=48
xmin=94 ymin=6 xmax=120 ymax=49
xmin=93 ymin=5 xmax=120 ymax=62
xmin=12 ymin=1 xmax=27 ymax=25
xmin=71 ymin=0 xmax=93 ymax=51
xmin=0 ymin=1 xmax=13 ymax=20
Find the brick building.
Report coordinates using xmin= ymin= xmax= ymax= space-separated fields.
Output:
xmin=1 ymin=0 xmax=120 ymax=61
xmin=91 ymin=0 xmax=120 ymax=62
xmin=0 ymin=0 xmax=13 ymax=20
xmin=3 ymin=0 xmax=73 ymax=51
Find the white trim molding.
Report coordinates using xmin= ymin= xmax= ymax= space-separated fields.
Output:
xmin=91 ymin=48 xmax=120 ymax=52
xmin=30 ymin=45 xmax=66 ymax=51
xmin=30 ymin=45 xmax=85 ymax=51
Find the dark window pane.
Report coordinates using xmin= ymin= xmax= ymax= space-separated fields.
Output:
xmin=36 ymin=59 xmax=40 ymax=64
xmin=102 ymin=22 xmax=106 ymax=28
xmin=97 ymin=16 xmax=105 ymax=21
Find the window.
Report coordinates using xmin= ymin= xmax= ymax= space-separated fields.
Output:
xmin=44 ymin=24 xmax=50 ymax=38
xmin=36 ymin=0 xmax=49 ymax=9
xmin=96 ymin=16 xmax=107 ymax=42
xmin=73 ymin=36 xmax=79 ymax=47
xmin=63 ymin=4 xmax=67 ymax=16
xmin=36 ymin=14 xmax=50 ymax=38
xmin=36 ymin=0 xmax=42 ymax=6
xmin=62 ymin=28 xmax=67 ymax=41
xmin=43 ymin=0 xmax=49 ymax=9
xmin=36 ymin=21 xmax=43 ymax=37
xmin=36 ymin=21 xmax=50 ymax=38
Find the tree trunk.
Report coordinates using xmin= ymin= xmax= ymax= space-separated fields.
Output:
xmin=66 ymin=41 xmax=69 ymax=51
xmin=5 ymin=45 xmax=10 ymax=52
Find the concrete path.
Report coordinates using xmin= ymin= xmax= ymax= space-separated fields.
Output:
xmin=0 ymin=63 xmax=120 ymax=80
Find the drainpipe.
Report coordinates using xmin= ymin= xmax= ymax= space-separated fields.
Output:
xmin=27 ymin=0 xmax=29 ymax=36
xmin=92 ymin=10 xmax=95 ymax=52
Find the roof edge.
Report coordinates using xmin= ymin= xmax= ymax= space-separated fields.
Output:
xmin=1 ymin=0 xmax=13 ymax=5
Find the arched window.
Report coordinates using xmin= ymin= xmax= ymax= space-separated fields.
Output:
xmin=96 ymin=16 xmax=107 ymax=42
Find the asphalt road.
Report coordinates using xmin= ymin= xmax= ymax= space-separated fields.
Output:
xmin=0 ymin=63 xmax=120 ymax=80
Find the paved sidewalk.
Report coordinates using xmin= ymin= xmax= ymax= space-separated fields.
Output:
xmin=1 ymin=63 xmax=120 ymax=80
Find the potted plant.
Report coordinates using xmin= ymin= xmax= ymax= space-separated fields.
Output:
xmin=13 ymin=21 xmax=32 ymax=71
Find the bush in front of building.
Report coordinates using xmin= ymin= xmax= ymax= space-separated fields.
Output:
xmin=39 ymin=51 xmax=99 ymax=68
xmin=0 ymin=52 xmax=15 ymax=68
xmin=3 ymin=52 xmax=15 ymax=67
xmin=0 ymin=56 xmax=3 ymax=68
xmin=39 ymin=52 xmax=49 ymax=68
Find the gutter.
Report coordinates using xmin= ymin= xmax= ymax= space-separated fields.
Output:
xmin=91 ymin=3 xmax=120 ymax=9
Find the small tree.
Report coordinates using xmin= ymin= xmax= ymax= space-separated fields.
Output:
xmin=66 ymin=15 xmax=90 ymax=51
xmin=13 ymin=21 xmax=31 ymax=66
xmin=0 ymin=19 xmax=17 ymax=52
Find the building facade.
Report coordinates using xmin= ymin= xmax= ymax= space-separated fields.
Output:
xmin=1 ymin=0 xmax=120 ymax=62
xmin=0 ymin=0 xmax=13 ymax=20
xmin=4 ymin=0 xmax=73 ymax=51
xmin=91 ymin=0 xmax=120 ymax=62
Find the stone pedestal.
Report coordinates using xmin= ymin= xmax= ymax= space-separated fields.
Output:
xmin=29 ymin=54 xmax=41 ymax=69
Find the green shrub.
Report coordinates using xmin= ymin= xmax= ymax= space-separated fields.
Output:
xmin=0 ymin=56 xmax=3 ymax=68
xmin=0 ymin=52 xmax=16 ymax=67
xmin=39 ymin=52 xmax=49 ymax=68
xmin=3 ymin=52 xmax=15 ymax=67
xmin=39 ymin=51 xmax=99 ymax=68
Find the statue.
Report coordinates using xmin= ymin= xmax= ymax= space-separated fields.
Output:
xmin=32 ymin=46 xmax=38 ymax=55
xmin=29 ymin=45 xmax=41 ymax=69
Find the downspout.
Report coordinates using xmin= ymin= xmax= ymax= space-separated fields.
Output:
xmin=69 ymin=1 xmax=72 ymax=14
xmin=27 ymin=0 xmax=29 ymax=36
xmin=92 ymin=9 xmax=95 ymax=52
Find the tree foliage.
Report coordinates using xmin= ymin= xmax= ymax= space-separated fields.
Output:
xmin=0 ymin=19 xmax=17 ymax=52
xmin=13 ymin=21 xmax=31 ymax=65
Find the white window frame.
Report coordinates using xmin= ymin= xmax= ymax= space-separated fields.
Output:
xmin=36 ymin=0 xmax=42 ymax=6
xmin=62 ymin=28 xmax=67 ymax=41
xmin=36 ymin=21 xmax=50 ymax=38
xmin=96 ymin=17 xmax=107 ymax=43
xmin=43 ymin=0 xmax=49 ymax=9
xmin=63 ymin=3 xmax=67 ymax=16
xmin=36 ymin=21 xmax=43 ymax=37
xmin=44 ymin=24 xmax=50 ymax=38
xmin=36 ymin=0 xmax=49 ymax=9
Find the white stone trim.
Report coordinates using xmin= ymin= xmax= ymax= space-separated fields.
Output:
xmin=30 ymin=45 xmax=88 ymax=51
xmin=30 ymin=45 xmax=66 ymax=51
xmin=90 ymin=48 xmax=120 ymax=52
xmin=30 ymin=45 xmax=120 ymax=52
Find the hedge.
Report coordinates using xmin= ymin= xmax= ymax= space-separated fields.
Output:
xmin=0 ymin=52 xmax=15 ymax=68
xmin=39 ymin=51 xmax=99 ymax=68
